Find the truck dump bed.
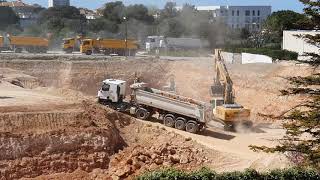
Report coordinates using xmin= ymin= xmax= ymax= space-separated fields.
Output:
xmin=94 ymin=39 xmax=138 ymax=50
xmin=10 ymin=36 xmax=49 ymax=47
xmin=134 ymin=88 xmax=208 ymax=123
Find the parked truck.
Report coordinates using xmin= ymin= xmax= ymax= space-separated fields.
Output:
xmin=62 ymin=35 xmax=85 ymax=53
xmin=97 ymin=79 xmax=210 ymax=133
xmin=0 ymin=35 xmax=48 ymax=53
xmin=80 ymin=38 xmax=138 ymax=56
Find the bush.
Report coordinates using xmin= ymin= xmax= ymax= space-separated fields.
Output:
xmin=223 ymin=47 xmax=298 ymax=60
xmin=137 ymin=167 xmax=319 ymax=180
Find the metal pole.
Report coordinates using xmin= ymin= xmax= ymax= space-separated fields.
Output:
xmin=123 ymin=16 xmax=128 ymax=57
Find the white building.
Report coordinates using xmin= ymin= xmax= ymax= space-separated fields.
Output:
xmin=48 ymin=0 xmax=69 ymax=8
xmin=283 ymin=30 xmax=320 ymax=56
xmin=212 ymin=6 xmax=271 ymax=32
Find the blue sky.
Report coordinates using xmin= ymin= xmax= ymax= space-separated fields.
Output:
xmin=24 ymin=0 xmax=305 ymax=12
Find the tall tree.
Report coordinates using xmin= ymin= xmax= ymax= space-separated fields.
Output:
xmin=39 ymin=6 xmax=86 ymax=34
xmin=251 ymin=0 xmax=320 ymax=168
xmin=0 ymin=6 xmax=19 ymax=30
xmin=264 ymin=10 xmax=311 ymax=42
xmin=102 ymin=1 xmax=125 ymax=24
xmin=161 ymin=2 xmax=178 ymax=20
xmin=126 ymin=4 xmax=154 ymax=24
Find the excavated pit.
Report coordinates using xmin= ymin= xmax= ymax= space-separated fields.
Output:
xmin=0 ymin=56 xmax=315 ymax=179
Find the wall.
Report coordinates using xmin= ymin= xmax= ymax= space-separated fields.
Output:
xmin=283 ymin=30 xmax=320 ymax=55
xmin=221 ymin=51 xmax=272 ymax=64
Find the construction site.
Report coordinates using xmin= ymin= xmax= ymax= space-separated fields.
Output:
xmin=0 ymin=51 xmax=314 ymax=179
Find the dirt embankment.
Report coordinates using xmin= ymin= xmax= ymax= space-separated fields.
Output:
xmin=0 ymin=58 xmax=171 ymax=96
xmin=0 ymin=102 xmax=126 ymax=179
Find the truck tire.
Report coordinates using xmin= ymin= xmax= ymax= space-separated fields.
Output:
xmin=186 ymin=121 xmax=199 ymax=133
xmin=65 ymin=48 xmax=73 ymax=54
xmin=86 ymin=50 xmax=92 ymax=55
xmin=136 ymin=108 xmax=149 ymax=120
xmin=164 ymin=114 xmax=175 ymax=127
xmin=14 ymin=48 xmax=22 ymax=53
xmin=175 ymin=117 xmax=186 ymax=130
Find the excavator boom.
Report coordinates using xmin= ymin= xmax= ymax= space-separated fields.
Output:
xmin=211 ymin=49 xmax=234 ymax=104
xmin=211 ymin=49 xmax=251 ymax=130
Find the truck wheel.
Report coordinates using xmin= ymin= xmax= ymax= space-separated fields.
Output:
xmin=136 ymin=108 xmax=149 ymax=120
xmin=175 ymin=117 xmax=186 ymax=130
xmin=86 ymin=50 xmax=92 ymax=55
xmin=186 ymin=121 xmax=199 ymax=133
xmin=164 ymin=114 xmax=175 ymax=127
xmin=14 ymin=48 xmax=22 ymax=53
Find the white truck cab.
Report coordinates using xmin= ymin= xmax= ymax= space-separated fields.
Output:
xmin=98 ymin=79 xmax=126 ymax=103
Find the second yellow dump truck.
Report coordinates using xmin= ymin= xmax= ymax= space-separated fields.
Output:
xmin=80 ymin=38 xmax=138 ymax=56
xmin=62 ymin=35 xmax=85 ymax=53
xmin=0 ymin=35 xmax=49 ymax=53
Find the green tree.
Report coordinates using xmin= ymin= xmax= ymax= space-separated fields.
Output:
xmin=88 ymin=17 xmax=118 ymax=34
xmin=264 ymin=10 xmax=310 ymax=42
xmin=251 ymin=0 xmax=320 ymax=168
xmin=102 ymin=1 xmax=125 ymax=24
xmin=161 ymin=2 xmax=178 ymax=20
xmin=126 ymin=4 xmax=154 ymax=24
xmin=0 ymin=6 xmax=19 ymax=30
xmin=39 ymin=6 xmax=86 ymax=34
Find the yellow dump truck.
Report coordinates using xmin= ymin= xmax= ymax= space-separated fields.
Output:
xmin=80 ymin=38 xmax=138 ymax=56
xmin=62 ymin=36 xmax=84 ymax=53
xmin=0 ymin=35 xmax=49 ymax=53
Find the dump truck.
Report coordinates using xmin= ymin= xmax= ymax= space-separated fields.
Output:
xmin=211 ymin=49 xmax=252 ymax=131
xmin=97 ymin=79 xmax=210 ymax=134
xmin=80 ymin=38 xmax=138 ymax=56
xmin=0 ymin=35 xmax=48 ymax=53
xmin=62 ymin=35 xmax=84 ymax=53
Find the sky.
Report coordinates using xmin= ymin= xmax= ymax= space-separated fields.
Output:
xmin=24 ymin=0 xmax=305 ymax=12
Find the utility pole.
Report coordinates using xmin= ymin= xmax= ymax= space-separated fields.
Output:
xmin=123 ymin=16 xmax=128 ymax=57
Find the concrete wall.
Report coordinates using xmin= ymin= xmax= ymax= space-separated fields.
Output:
xmin=283 ymin=30 xmax=320 ymax=55
xmin=241 ymin=53 xmax=272 ymax=64
xmin=221 ymin=51 xmax=272 ymax=64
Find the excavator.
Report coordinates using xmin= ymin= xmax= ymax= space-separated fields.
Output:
xmin=211 ymin=49 xmax=252 ymax=131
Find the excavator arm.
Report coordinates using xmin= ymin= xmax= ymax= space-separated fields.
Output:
xmin=211 ymin=49 xmax=234 ymax=104
xmin=210 ymin=49 xmax=252 ymax=131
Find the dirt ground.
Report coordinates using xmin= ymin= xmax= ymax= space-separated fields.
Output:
xmin=0 ymin=55 xmax=315 ymax=179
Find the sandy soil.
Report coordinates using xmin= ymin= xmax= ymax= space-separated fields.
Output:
xmin=0 ymin=55 xmax=315 ymax=179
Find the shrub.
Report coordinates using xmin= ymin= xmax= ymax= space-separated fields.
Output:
xmin=137 ymin=168 xmax=319 ymax=180
xmin=223 ymin=47 xmax=298 ymax=60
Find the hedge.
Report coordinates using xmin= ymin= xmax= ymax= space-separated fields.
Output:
xmin=137 ymin=167 xmax=320 ymax=180
xmin=223 ymin=47 xmax=298 ymax=60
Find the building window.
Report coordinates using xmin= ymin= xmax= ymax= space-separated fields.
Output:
xmin=237 ymin=10 xmax=240 ymax=16
xmin=232 ymin=10 xmax=235 ymax=16
xmin=257 ymin=24 xmax=260 ymax=29
xmin=245 ymin=10 xmax=250 ymax=16
xmin=252 ymin=10 xmax=255 ymax=16
xmin=236 ymin=24 xmax=239 ymax=29
xmin=258 ymin=10 xmax=260 ymax=16
xmin=232 ymin=24 xmax=234 ymax=29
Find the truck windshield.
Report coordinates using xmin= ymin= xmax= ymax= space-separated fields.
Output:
xmin=83 ymin=41 xmax=90 ymax=45
xmin=102 ymin=83 xmax=110 ymax=91
xmin=64 ymin=40 xmax=70 ymax=44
